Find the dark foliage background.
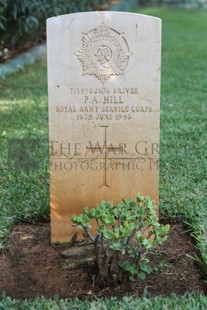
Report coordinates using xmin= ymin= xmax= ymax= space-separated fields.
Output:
xmin=0 ymin=0 xmax=101 ymax=61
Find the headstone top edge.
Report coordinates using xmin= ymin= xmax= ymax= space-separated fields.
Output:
xmin=47 ymin=5 xmax=161 ymax=242
xmin=46 ymin=11 xmax=162 ymax=24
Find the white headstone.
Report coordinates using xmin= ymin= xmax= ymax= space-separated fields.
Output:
xmin=47 ymin=12 xmax=161 ymax=243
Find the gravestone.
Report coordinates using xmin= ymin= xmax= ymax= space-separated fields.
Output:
xmin=47 ymin=12 xmax=161 ymax=243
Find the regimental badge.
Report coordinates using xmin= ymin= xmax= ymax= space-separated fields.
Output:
xmin=75 ymin=23 xmax=132 ymax=84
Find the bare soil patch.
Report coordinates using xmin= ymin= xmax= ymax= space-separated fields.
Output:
xmin=0 ymin=218 xmax=206 ymax=299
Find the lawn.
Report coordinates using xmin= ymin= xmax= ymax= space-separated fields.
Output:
xmin=0 ymin=7 xmax=207 ymax=309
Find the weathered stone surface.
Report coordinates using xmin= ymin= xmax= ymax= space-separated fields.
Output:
xmin=61 ymin=244 xmax=94 ymax=259
xmin=62 ymin=257 xmax=95 ymax=270
xmin=61 ymin=244 xmax=95 ymax=269
xmin=47 ymin=12 xmax=161 ymax=243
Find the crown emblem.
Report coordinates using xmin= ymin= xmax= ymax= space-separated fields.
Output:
xmin=75 ymin=23 xmax=132 ymax=84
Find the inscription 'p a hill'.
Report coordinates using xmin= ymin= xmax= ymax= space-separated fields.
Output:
xmin=47 ymin=12 xmax=161 ymax=243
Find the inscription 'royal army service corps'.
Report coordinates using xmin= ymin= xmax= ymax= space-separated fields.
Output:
xmin=75 ymin=23 xmax=132 ymax=84
xmin=55 ymin=24 xmax=153 ymax=121
xmin=51 ymin=22 xmax=159 ymax=178
xmin=47 ymin=12 xmax=161 ymax=242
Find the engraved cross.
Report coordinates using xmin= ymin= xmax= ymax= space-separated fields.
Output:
xmin=86 ymin=126 xmax=124 ymax=187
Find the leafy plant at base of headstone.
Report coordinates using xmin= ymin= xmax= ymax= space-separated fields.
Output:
xmin=72 ymin=193 xmax=170 ymax=282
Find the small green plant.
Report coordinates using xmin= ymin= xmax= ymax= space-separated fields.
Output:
xmin=72 ymin=193 xmax=170 ymax=282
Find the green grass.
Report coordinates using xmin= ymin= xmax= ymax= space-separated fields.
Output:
xmin=0 ymin=6 xmax=207 ymax=307
xmin=1 ymin=293 xmax=207 ymax=309
xmin=0 ymin=58 xmax=49 ymax=246
xmin=134 ymin=8 xmax=207 ymax=271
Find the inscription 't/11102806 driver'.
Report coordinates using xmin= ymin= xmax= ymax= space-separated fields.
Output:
xmin=75 ymin=23 xmax=132 ymax=84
